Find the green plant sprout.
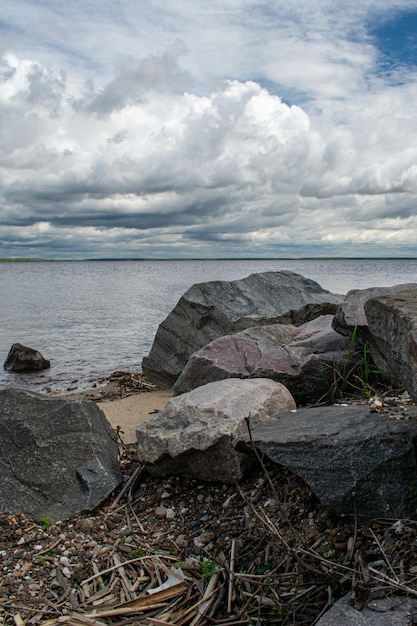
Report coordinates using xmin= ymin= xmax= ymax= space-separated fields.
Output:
xmin=319 ymin=325 xmax=387 ymax=402
xmin=198 ymin=558 xmax=217 ymax=582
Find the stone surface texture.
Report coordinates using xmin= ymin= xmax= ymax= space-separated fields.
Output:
xmin=0 ymin=389 xmax=122 ymax=522
xmin=332 ymin=284 xmax=417 ymax=384
xmin=332 ymin=283 xmax=417 ymax=338
xmin=237 ymin=405 xmax=417 ymax=521
xmin=136 ymin=378 xmax=296 ymax=482
xmin=142 ymin=271 xmax=342 ymax=387
xmin=316 ymin=594 xmax=417 ymax=626
xmin=4 ymin=343 xmax=50 ymax=372
xmin=174 ymin=315 xmax=351 ymax=404
xmin=365 ymin=288 xmax=417 ymax=403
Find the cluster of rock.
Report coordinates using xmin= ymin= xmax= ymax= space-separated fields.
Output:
xmin=142 ymin=270 xmax=342 ymax=387
xmin=139 ymin=271 xmax=417 ymax=522
xmin=2 ymin=270 xmax=417 ymax=527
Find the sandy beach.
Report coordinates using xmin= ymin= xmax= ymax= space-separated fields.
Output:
xmin=98 ymin=388 xmax=173 ymax=443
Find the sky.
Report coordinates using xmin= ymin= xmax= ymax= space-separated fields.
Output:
xmin=2 ymin=1 xmax=417 ymax=259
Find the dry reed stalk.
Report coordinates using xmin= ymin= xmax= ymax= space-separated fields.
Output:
xmin=189 ymin=571 xmax=220 ymax=626
xmin=84 ymin=582 xmax=188 ymax=618
xmin=227 ymin=539 xmax=236 ymax=614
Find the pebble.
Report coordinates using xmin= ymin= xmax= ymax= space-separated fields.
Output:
xmin=176 ymin=534 xmax=190 ymax=548
xmin=155 ymin=506 xmax=167 ymax=518
xmin=166 ymin=508 xmax=176 ymax=520
xmin=199 ymin=531 xmax=216 ymax=544
xmin=28 ymin=583 xmax=41 ymax=591
xmin=222 ymin=493 xmax=237 ymax=508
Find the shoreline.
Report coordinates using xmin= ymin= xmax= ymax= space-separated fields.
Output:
xmin=62 ymin=371 xmax=173 ymax=444
xmin=98 ymin=389 xmax=173 ymax=443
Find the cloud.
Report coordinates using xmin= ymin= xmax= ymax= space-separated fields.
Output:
xmin=1 ymin=1 xmax=417 ymax=257
xmin=81 ymin=40 xmax=190 ymax=115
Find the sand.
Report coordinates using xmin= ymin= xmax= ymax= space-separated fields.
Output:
xmin=98 ymin=389 xmax=173 ymax=443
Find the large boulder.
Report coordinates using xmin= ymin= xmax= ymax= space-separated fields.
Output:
xmin=332 ymin=283 xmax=417 ymax=339
xmin=136 ymin=378 xmax=296 ymax=482
xmin=365 ymin=288 xmax=417 ymax=402
xmin=237 ymin=405 xmax=417 ymax=521
xmin=4 ymin=343 xmax=50 ymax=372
xmin=174 ymin=315 xmax=352 ymax=404
xmin=0 ymin=389 xmax=123 ymax=522
xmin=142 ymin=271 xmax=342 ymax=387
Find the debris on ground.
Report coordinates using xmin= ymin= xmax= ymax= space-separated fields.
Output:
xmin=2 ymin=431 xmax=417 ymax=625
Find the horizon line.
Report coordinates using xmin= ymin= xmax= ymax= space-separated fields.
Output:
xmin=1 ymin=256 xmax=417 ymax=262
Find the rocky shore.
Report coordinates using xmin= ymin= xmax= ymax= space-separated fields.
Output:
xmin=3 ymin=270 xmax=417 ymax=625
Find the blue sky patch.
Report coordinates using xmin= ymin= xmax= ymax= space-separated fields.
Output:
xmin=370 ymin=9 xmax=417 ymax=72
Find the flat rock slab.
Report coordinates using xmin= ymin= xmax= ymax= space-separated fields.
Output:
xmin=0 ymin=389 xmax=122 ymax=522
xmin=136 ymin=378 xmax=296 ymax=482
xmin=142 ymin=270 xmax=342 ymax=387
xmin=316 ymin=594 xmax=417 ymax=626
xmin=365 ymin=289 xmax=417 ymax=403
xmin=237 ymin=405 xmax=417 ymax=521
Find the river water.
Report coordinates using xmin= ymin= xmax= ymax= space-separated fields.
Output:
xmin=1 ymin=258 xmax=416 ymax=393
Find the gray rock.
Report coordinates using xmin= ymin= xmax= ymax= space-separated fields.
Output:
xmin=332 ymin=284 xmax=417 ymax=384
xmin=174 ymin=315 xmax=351 ymax=404
xmin=332 ymin=284 xmax=417 ymax=338
xmin=0 ymin=389 xmax=122 ymax=522
xmin=237 ymin=405 xmax=417 ymax=521
xmin=4 ymin=343 xmax=50 ymax=372
xmin=365 ymin=288 xmax=417 ymax=402
xmin=136 ymin=378 xmax=296 ymax=482
xmin=316 ymin=593 xmax=417 ymax=626
xmin=142 ymin=271 xmax=342 ymax=387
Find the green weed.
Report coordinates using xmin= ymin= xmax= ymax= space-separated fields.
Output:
xmin=198 ymin=558 xmax=217 ymax=582
xmin=131 ymin=546 xmax=147 ymax=558
xmin=38 ymin=517 xmax=51 ymax=530
xmin=319 ymin=325 xmax=386 ymax=402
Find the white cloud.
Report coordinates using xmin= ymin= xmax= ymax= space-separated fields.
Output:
xmin=1 ymin=1 xmax=417 ymax=257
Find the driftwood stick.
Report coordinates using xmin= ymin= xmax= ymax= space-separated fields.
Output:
xmin=227 ymin=538 xmax=237 ymax=614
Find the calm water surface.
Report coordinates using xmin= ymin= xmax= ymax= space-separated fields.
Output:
xmin=1 ymin=259 xmax=416 ymax=393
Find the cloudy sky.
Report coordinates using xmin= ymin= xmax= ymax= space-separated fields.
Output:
xmin=2 ymin=1 xmax=417 ymax=259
